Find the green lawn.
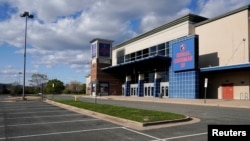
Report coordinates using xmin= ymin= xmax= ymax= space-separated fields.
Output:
xmin=55 ymin=100 xmax=186 ymax=123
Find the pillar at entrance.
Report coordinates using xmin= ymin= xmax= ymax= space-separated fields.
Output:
xmin=125 ymin=75 xmax=131 ymax=96
xmin=154 ymin=72 xmax=161 ymax=97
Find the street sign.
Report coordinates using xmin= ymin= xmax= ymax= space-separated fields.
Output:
xmin=204 ymin=78 xmax=208 ymax=88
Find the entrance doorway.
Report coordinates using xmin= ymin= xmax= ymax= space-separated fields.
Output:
xmin=222 ymin=83 xmax=234 ymax=99
xmin=160 ymin=82 xmax=169 ymax=97
xmin=144 ymin=83 xmax=154 ymax=97
xmin=130 ymin=84 xmax=138 ymax=96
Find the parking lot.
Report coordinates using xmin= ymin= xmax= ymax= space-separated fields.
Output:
xmin=3 ymin=95 xmax=250 ymax=141
xmin=0 ymin=98 xmax=166 ymax=141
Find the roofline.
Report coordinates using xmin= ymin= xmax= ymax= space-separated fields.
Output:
xmin=200 ymin=62 xmax=250 ymax=72
xmin=113 ymin=14 xmax=207 ymax=50
xmin=195 ymin=5 xmax=250 ymax=27
xmin=90 ymin=38 xmax=114 ymax=43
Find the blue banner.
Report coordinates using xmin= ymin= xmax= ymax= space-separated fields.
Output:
xmin=172 ymin=37 xmax=196 ymax=71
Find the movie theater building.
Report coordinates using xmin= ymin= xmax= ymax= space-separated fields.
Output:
xmin=87 ymin=5 xmax=250 ymax=100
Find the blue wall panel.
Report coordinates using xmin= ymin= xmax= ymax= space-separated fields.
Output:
xmin=153 ymin=78 xmax=161 ymax=97
xmin=137 ymin=80 xmax=144 ymax=97
xmin=169 ymin=35 xmax=199 ymax=99
xmin=125 ymin=81 xmax=131 ymax=96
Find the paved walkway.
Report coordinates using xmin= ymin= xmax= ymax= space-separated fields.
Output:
xmin=98 ymin=96 xmax=250 ymax=109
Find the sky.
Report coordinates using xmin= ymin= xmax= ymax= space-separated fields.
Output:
xmin=0 ymin=0 xmax=250 ymax=85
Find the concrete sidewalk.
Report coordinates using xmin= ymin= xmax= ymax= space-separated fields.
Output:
xmin=4 ymin=95 xmax=250 ymax=109
xmin=97 ymin=96 xmax=250 ymax=109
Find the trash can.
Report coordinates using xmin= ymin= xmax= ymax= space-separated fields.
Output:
xmin=159 ymin=93 xmax=163 ymax=98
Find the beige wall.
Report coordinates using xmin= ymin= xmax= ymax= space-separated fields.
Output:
xmin=112 ymin=21 xmax=195 ymax=65
xmin=85 ymin=75 xmax=91 ymax=95
xmin=196 ymin=10 xmax=249 ymax=67
xmin=204 ymin=71 xmax=250 ymax=100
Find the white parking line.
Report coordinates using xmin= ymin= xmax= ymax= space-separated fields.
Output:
xmin=0 ymin=119 xmax=100 ymax=127
xmin=3 ymin=105 xmax=49 ymax=109
xmin=0 ymin=126 xmax=123 ymax=140
xmin=122 ymin=127 xmax=161 ymax=140
xmin=6 ymin=113 xmax=81 ymax=119
xmin=5 ymin=110 xmax=66 ymax=114
xmin=151 ymin=132 xmax=207 ymax=141
xmin=4 ymin=107 xmax=61 ymax=111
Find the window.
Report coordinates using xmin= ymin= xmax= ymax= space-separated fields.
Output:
xmin=158 ymin=43 xmax=165 ymax=56
xmin=125 ymin=54 xmax=130 ymax=62
xmin=150 ymin=46 xmax=157 ymax=56
xmin=122 ymin=41 xmax=169 ymax=63
xmin=165 ymin=42 xmax=170 ymax=57
xmin=142 ymin=48 xmax=149 ymax=58
xmin=117 ymin=56 xmax=124 ymax=64
xmin=131 ymin=53 xmax=135 ymax=61
xmin=136 ymin=51 xmax=142 ymax=59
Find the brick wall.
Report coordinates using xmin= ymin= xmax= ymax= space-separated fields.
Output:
xmin=90 ymin=59 xmax=124 ymax=95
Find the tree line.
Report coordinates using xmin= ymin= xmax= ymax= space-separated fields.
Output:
xmin=0 ymin=73 xmax=86 ymax=95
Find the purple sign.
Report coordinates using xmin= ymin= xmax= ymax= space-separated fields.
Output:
xmin=99 ymin=43 xmax=110 ymax=57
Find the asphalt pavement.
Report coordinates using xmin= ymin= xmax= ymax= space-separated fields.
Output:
xmin=0 ymin=96 xmax=161 ymax=141
xmin=1 ymin=95 xmax=250 ymax=141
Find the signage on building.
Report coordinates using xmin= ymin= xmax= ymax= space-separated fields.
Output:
xmin=172 ymin=36 xmax=197 ymax=71
xmin=99 ymin=43 xmax=111 ymax=57
xmin=92 ymin=43 xmax=97 ymax=58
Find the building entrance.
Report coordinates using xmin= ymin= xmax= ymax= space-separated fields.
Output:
xmin=222 ymin=83 xmax=234 ymax=99
xmin=160 ymin=82 xmax=169 ymax=97
xmin=144 ymin=83 xmax=154 ymax=97
xmin=130 ymin=84 xmax=138 ymax=96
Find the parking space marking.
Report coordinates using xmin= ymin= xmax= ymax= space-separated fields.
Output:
xmin=5 ymin=113 xmax=80 ymax=119
xmin=0 ymin=126 xmax=122 ymax=140
xmin=4 ymin=107 xmax=62 ymax=111
xmin=2 ymin=106 xmax=57 ymax=110
xmin=151 ymin=132 xmax=207 ymax=141
xmin=5 ymin=110 xmax=67 ymax=115
xmin=0 ymin=119 xmax=100 ymax=127
xmin=122 ymin=127 xmax=161 ymax=140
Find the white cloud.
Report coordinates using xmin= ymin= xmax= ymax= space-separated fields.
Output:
xmin=198 ymin=0 xmax=250 ymax=18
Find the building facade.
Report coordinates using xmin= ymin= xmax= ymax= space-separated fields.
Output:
xmin=87 ymin=5 xmax=250 ymax=100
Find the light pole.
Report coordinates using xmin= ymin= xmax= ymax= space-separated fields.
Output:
xmin=20 ymin=11 xmax=33 ymax=100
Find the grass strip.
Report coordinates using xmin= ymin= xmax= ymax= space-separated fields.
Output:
xmin=55 ymin=100 xmax=185 ymax=123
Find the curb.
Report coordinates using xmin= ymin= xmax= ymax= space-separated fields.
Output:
xmin=3 ymin=96 xmax=42 ymax=102
xmin=142 ymin=116 xmax=192 ymax=127
xmin=44 ymin=99 xmax=197 ymax=130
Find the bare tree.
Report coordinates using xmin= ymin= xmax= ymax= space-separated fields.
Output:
xmin=65 ymin=81 xmax=81 ymax=94
xmin=30 ymin=73 xmax=48 ymax=94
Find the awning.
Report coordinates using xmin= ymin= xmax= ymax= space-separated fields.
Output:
xmin=101 ymin=55 xmax=171 ymax=74
xmin=200 ymin=62 xmax=250 ymax=73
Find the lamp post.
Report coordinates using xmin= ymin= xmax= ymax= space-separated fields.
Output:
xmin=20 ymin=11 xmax=33 ymax=100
